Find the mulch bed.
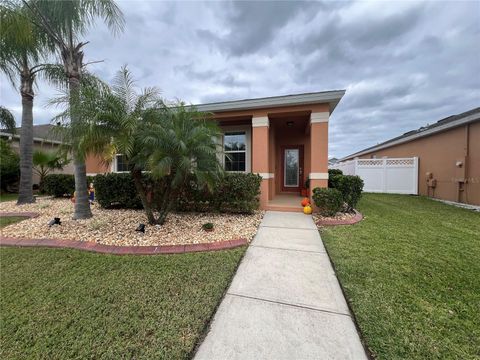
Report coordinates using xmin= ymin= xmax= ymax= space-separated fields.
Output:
xmin=0 ymin=198 xmax=263 ymax=249
xmin=314 ymin=209 xmax=363 ymax=226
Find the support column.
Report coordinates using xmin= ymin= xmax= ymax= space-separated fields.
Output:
xmin=309 ymin=112 xmax=329 ymax=201
xmin=252 ymin=116 xmax=271 ymax=209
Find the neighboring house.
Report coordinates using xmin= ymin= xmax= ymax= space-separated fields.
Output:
xmin=340 ymin=108 xmax=480 ymax=205
xmin=0 ymin=124 xmax=74 ymax=185
xmin=86 ymin=90 xmax=346 ymax=211
xmin=328 ymin=157 xmax=339 ymax=167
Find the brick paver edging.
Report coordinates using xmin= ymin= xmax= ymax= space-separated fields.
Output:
xmin=0 ymin=212 xmax=247 ymax=255
xmin=1 ymin=211 xmax=40 ymax=218
xmin=315 ymin=209 xmax=363 ymax=226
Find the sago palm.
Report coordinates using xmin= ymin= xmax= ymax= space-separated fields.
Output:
xmin=23 ymin=0 xmax=125 ymax=219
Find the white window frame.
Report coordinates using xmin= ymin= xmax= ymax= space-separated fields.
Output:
xmin=220 ymin=125 xmax=251 ymax=173
xmin=112 ymin=154 xmax=129 ymax=173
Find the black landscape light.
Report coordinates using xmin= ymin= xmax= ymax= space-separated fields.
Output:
xmin=48 ymin=217 xmax=61 ymax=227
xmin=135 ymin=223 xmax=145 ymax=233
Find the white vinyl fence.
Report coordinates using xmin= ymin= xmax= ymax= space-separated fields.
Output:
xmin=333 ymin=157 xmax=418 ymax=194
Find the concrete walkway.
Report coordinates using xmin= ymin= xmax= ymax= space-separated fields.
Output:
xmin=195 ymin=211 xmax=367 ymax=360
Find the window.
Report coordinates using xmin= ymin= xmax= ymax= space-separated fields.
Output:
xmin=224 ymin=132 xmax=246 ymax=172
xmin=115 ymin=154 xmax=129 ymax=172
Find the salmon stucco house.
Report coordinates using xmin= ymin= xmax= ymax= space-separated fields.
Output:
xmin=86 ymin=90 xmax=346 ymax=211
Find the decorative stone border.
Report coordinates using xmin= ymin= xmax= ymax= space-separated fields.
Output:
xmin=0 ymin=211 xmax=40 ymax=218
xmin=0 ymin=212 xmax=247 ymax=255
xmin=315 ymin=209 xmax=363 ymax=226
xmin=0 ymin=236 xmax=248 ymax=255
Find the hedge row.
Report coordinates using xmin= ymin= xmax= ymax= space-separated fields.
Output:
xmin=42 ymin=174 xmax=94 ymax=197
xmin=93 ymin=172 xmax=262 ymax=214
xmin=177 ymin=173 xmax=262 ymax=213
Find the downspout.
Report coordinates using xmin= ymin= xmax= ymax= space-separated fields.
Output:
xmin=462 ymin=123 xmax=470 ymax=203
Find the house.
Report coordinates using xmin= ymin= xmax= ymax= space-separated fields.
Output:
xmin=340 ymin=107 xmax=480 ymax=206
xmin=0 ymin=124 xmax=74 ymax=185
xmin=86 ymin=90 xmax=346 ymax=211
xmin=328 ymin=157 xmax=339 ymax=167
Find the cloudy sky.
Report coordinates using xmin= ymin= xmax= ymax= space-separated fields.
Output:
xmin=1 ymin=0 xmax=479 ymax=158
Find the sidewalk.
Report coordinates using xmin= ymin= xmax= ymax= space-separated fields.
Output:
xmin=195 ymin=211 xmax=367 ymax=359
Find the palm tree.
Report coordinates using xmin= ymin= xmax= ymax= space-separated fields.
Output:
xmin=0 ymin=106 xmax=16 ymax=132
xmin=0 ymin=4 xmax=52 ymax=204
xmin=23 ymin=0 xmax=125 ymax=219
xmin=33 ymin=149 xmax=69 ymax=191
xmin=55 ymin=67 xmax=223 ymax=225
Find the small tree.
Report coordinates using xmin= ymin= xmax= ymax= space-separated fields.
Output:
xmin=55 ymin=66 xmax=223 ymax=225
xmin=33 ymin=149 xmax=69 ymax=192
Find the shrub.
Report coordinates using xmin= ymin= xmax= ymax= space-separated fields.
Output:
xmin=42 ymin=174 xmax=75 ymax=197
xmin=178 ymin=173 xmax=262 ymax=213
xmin=0 ymin=139 xmax=19 ymax=192
xmin=328 ymin=168 xmax=343 ymax=177
xmin=216 ymin=173 xmax=262 ymax=213
xmin=94 ymin=172 xmax=262 ymax=214
xmin=312 ymin=188 xmax=344 ymax=216
xmin=328 ymin=169 xmax=343 ymax=189
xmin=334 ymin=175 xmax=364 ymax=211
xmin=328 ymin=174 xmax=343 ymax=189
xmin=94 ymin=173 xmax=143 ymax=209
xmin=43 ymin=174 xmax=94 ymax=198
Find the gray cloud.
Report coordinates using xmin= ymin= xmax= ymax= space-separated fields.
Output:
xmin=1 ymin=0 xmax=479 ymax=159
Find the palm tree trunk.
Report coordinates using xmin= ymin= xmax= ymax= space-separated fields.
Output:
xmin=131 ymin=170 xmax=156 ymax=225
xmin=69 ymin=75 xmax=92 ymax=219
xmin=16 ymin=71 xmax=35 ymax=205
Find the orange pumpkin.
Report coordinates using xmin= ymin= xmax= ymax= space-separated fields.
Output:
xmin=301 ymin=197 xmax=310 ymax=207
xmin=303 ymin=205 xmax=313 ymax=215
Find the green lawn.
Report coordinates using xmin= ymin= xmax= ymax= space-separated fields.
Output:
xmin=0 ymin=193 xmax=18 ymax=202
xmin=322 ymin=194 xmax=480 ymax=360
xmin=0 ymin=216 xmax=28 ymax=228
xmin=0 ymin=246 xmax=245 ymax=359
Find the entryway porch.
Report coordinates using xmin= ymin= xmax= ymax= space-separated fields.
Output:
xmin=266 ymin=193 xmax=304 ymax=212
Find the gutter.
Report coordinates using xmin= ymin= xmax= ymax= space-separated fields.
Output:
xmin=0 ymin=132 xmax=65 ymax=146
xmin=194 ymin=90 xmax=346 ymax=113
xmin=340 ymin=111 xmax=480 ymax=161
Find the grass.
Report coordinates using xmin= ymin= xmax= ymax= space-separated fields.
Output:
xmin=0 ymin=193 xmax=18 ymax=202
xmin=321 ymin=194 xmax=480 ymax=360
xmin=0 ymin=216 xmax=28 ymax=228
xmin=0 ymin=246 xmax=246 ymax=359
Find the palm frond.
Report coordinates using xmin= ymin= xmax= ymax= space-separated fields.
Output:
xmin=0 ymin=106 xmax=17 ymax=132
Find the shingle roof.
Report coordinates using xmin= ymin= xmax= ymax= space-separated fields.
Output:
xmin=1 ymin=124 xmax=63 ymax=143
xmin=341 ymin=107 xmax=480 ymax=161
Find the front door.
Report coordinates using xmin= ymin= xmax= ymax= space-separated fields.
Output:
xmin=281 ymin=145 xmax=304 ymax=193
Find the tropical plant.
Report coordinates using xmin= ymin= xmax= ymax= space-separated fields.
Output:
xmin=23 ymin=0 xmax=125 ymax=219
xmin=0 ymin=138 xmax=20 ymax=192
xmin=0 ymin=106 xmax=16 ymax=132
xmin=33 ymin=149 xmax=69 ymax=191
xmin=55 ymin=67 xmax=223 ymax=225
xmin=0 ymin=3 xmax=53 ymax=204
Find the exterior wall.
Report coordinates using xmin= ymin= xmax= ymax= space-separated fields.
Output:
xmin=348 ymin=121 xmax=480 ymax=205
xmin=85 ymin=154 xmax=111 ymax=174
